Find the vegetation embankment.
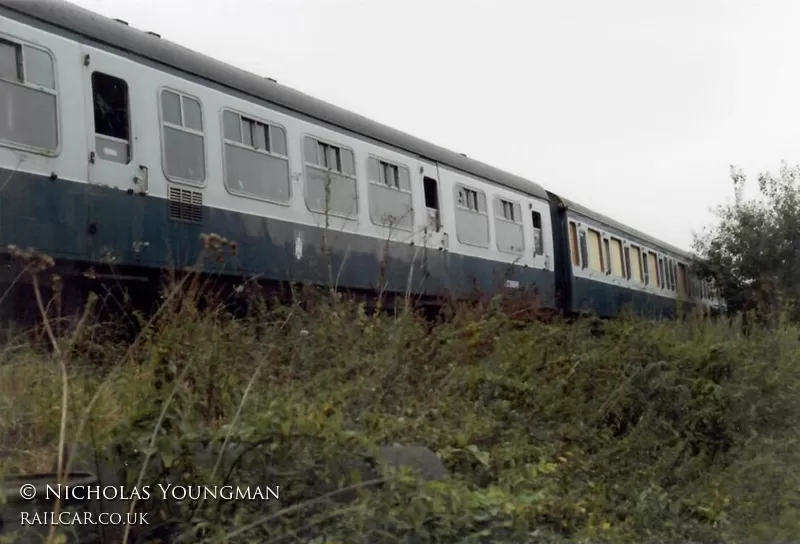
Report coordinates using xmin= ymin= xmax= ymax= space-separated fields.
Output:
xmin=1 ymin=282 xmax=799 ymax=543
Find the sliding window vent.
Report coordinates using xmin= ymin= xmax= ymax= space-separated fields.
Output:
xmin=168 ymin=185 xmax=203 ymax=223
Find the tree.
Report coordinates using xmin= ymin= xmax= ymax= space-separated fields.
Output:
xmin=693 ymin=162 xmax=800 ymax=324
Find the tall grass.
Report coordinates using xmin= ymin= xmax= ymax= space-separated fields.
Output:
xmin=1 ymin=275 xmax=799 ymax=543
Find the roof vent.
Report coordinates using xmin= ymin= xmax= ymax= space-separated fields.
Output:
xmin=113 ymin=18 xmax=129 ymax=25
xmin=265 ymin=77 xmax=277 ymax=83
xmin=146 ymin=31 xmax=161 ymax=38
xmin=460 ymin=153 xmax=467 ymax=157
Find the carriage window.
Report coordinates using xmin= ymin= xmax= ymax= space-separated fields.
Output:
xmin=0 ymin=40 xmax=22 ymax=82
xmin=378 ymin=160 xmax=400 ymax=188
xmin=647 ymin=252 xmax=658 ymax=286
xmin=25 ymin=47 xmax=55 ymax=89
xmin=182 ymin=97 xmax=203 ymax=132
xmin=367 ymin=156 xmax=412 ymax=231
xmin=161 ymin=90 xmax=182 ymax=125
xmin=423 ymin=176 xmax=440 ymax=231
xmin=665 ymin=260 xmax=672 ymax=290
xmin=629 ymin=245 xmax=643 ymax=283
xmin=222 ymin=109 xmax=290 ymax=203
xmin=305 ymin=137 xmax=355 ymax=176
xmin=0 ymin=39 xmax=58 ymax=152
xmin=579 ymin=230 xmax=589 ymax=269
xmin=677 ymin=263 xmax=688 ymax=295
xmin=531 ymin=211 xmax=543 ymax=255
xmin=91 ymin=72 xmax=130 ymax=164
xmin=569 ymin=221 xmax=580 ymax=267
xmin=457 ymin=187 xmax=480 ymax=212
xmin=303 ymin=136 xmax=358 ymax=218
xmin=624 ymin=247 xmax=631 ymax=279
xmin=672 ymin=262 xmax=679 ymax=292
xmin=587 ymin=229 xmax=604 ymax=272
xmin=499 ymin=199 xmax=515 ymax=221
xmin=609 ymin=237 xmax=625 ymax=278
xmin=159 ymin=89 xmax=206 ymax=184
xmin=454 ymin=184 xmax=489 ymax=247
xmin=493 ymin=197 xmax=523 ymax=254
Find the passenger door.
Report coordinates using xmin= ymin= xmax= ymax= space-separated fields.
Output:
xmin=81 ymin=46 xmax=148 ymax=267
xmin=418 ymin=159 xmax=447 ymax=251
xmin=82 ymin=48 xmax=147 ymax=193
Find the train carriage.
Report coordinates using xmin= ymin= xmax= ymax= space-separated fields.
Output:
xmin=0 ymin=0 xmax=721 ymax=326
xmin=558 ymin=198 xmax=716 ymax=318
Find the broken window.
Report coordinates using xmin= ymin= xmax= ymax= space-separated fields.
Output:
xmin=531 ymin=211 xmax=543 ymax=255
xmin=423 ymin=176 xmax=440 ymax=231
xmin=91 ymin=72 xmax=130 ymax=164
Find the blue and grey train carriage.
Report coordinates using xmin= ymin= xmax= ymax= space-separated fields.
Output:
xmin=0 ymin=0 xmax=722 ymax=324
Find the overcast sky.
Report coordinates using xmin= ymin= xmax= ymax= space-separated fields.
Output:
xmin=69 ymin=0 xmax=800 ymax=251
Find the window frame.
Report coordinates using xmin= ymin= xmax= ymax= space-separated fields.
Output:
xmin=366 ymin=154 xmax=411 ymax=194
xmin=219 ymin=107 xmax=291 ymax=205
xmin=497 ymin=198 xmax=519 ymax=223
xmin=608 ymin=237 xmax=625 ymax=278
xmin=453 ymin=183 xmax=489 ymax=248
xmin=530 ymin=209 xmax=544 ymax=256
xmin=677 ymin=262 xmax=688 ymax=295
xmin=492 ymin=196 xmax=524 ymax=255
xmin=0 ymin=35 xmax=60 ymax=156
xmin=90 ymin=71 xmax=132 ymax=165
xmin=586 ymin=228 xmax=605 ymax=273
xmin=579 ymin=229 xmax=589 ymax=270
xmin=302 ymin=133 xmax=358 ymax=219
xmin=647 ymin=251 xmax=660 ymax=287
xmin=624 ymin=246 xmax=631 ymax=280
xmin=157 ymin=86 xmax=207 ymax=187
xmin=366 ymin=154 xmax=413 ymax=230
xmin=628 ymin=244 xmax=644 ymax=284
xmin=303 ymin=134 xmax=356 ymax=177
xmin=569 ymin=221 xmax=581 ymax=267
xmin=456 ymin=184 xmax=484 ymax=214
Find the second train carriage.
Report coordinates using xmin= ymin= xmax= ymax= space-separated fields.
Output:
xmin=557 ymin=198 xmax=722 ymax=318
xmin=0 ymin=0 xmax=721 ymax=322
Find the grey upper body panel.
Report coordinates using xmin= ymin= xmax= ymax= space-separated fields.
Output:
xmin=0 ymin=0 xmax=551 ymax=201
xmin=0 ymin=0 xmax=698 ymax=263
xmin=562 ymin=197 xmax=693 ymax=260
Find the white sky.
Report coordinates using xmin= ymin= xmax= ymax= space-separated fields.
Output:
xmin=69 ymin=0 xmax=800 ymax=251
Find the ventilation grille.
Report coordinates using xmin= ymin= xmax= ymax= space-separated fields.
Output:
xmin=168 ymin=186 xmax=203 ymax=223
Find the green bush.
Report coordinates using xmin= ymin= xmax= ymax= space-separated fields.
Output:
xmin=2 ymin=285 xmax=799 ymax=543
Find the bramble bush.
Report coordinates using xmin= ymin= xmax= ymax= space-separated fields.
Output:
xmin=1 ymin=281 xmax=799 ymax=543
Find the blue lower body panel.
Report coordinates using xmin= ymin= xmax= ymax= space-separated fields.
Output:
xmin=0 ymin=168 xmax=556 ymax=306
xmin=572 ymin=275 xmax=696 ymax=319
